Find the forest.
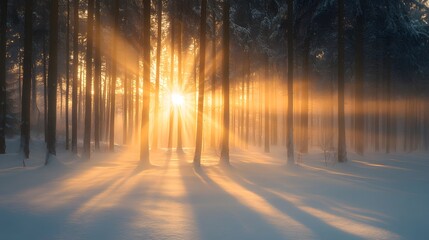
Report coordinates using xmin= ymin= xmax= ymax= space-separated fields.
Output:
xmin=0 ymin=0 xmax=429 ymax=239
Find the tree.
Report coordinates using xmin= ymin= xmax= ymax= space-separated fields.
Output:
xmin=152 ymin=0 xmax=162 ymax=151
xmin=83 ymin=0 xmax=94 ymax=159
xmin=167 ymin=0 xmax=175 ymax=151
xmin=354 ymin=0 xmax=365 ymax=155
xmin=71 ymin=0 xmax=79 ymax=153
xmin=46 ymin=0 xmax=59 ymax=164
xmin=140 ymin=0 xmax=151 ymax=166
xmin=194 ymin=0 xmax=207 ymax=167
xmin=300 ymin=28 xmax=310 ymax=154
xmin=21 ymin=0 xmax=33 ymax=159
xmin=264 ymin=55 xmax=270 ymax=153
xmin=176 ymin=0 xmax=184 ymax=153
xmin=109 ymin=0 xmax=119 ymax=152
xmin=65 ymin=0 xmax=70 ymax=150
xmin=220 ymin=0 xmax=230 ymax=166
xmin=286 ymin=0 xmax=294 ymax=163
xmin=210 ymin=5 xmax=217 ymax=148
xmin=337 ymin=0 xmax=347 ymax=162
xmin=94 ymin=0 xmax=101 ymax=150
xmin=0 ymin=0 xmax=8 ymax=154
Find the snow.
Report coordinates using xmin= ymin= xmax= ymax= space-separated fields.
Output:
xmin=1 ymin=138 xmax=429 ymax=240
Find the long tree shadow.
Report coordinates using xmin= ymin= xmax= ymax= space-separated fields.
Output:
xmin=177 ymin=151 xmax=299 ymax=240
xmin=216 ymin=164 xmax=400 ymax=240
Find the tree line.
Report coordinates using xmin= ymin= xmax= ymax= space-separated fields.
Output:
xmin=0 ymin=0 xmax=428 ymax=166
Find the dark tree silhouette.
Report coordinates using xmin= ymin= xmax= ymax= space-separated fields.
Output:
xmin=21 ymin=0 xmax=33 ymax=159
xmin=286 ymin=0 xmax=294 ymax=163
xmin=109 ymin=0 xmax=119 ymax=152
xmin=83 ymin=0 xmax=94 ymax=159
xmin=46 ymin=0 xmax=59 ymax=164
xmin=220 ymin=0 xmax=230 ymax=166
xmin=94 ymin=0 xmax=101 ymax=150
xmin=153 ymin=0 xmax=162 ymax=151
xmin=71 ymin=0 xmax=79 ymax=153
xmin=337 ymin=0 xmax=347 ymax=162
xmin=140 ymin=0 xmax=151 ymax=166
xmin=194 ymin=0 xmax=207 ymax=167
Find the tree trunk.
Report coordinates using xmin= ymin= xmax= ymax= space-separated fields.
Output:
xmin=0 ymin=0 xmax=7 ymax=154
xmin=152 ymin=0 xmax=162 ymax=150
xmin=286 ymin=0 xmax=294 ymax=163
xmin=94 ymin=0 xmax=101 ymax=150
xmin=140 ymin=0 xmax=151 ymax=166
xmin=46 ymin=0 xmax=59 ymax=164
xmin=354 ymin=2 xmax=364 ymax=155
xmin=300 ymin=33 xmax=310 ymax=153
xmin=176 ymin=1 xmax=183 ymax=153
xmin=21 ymin=0 xmax=33 ymax=159
xmin=83 ymin=0 xmax=94 ymax=159
xmin=264 ymin=56 xmax=270 ymax=153
xmin=168 ymin=3 xmax=175 ymax=151
xmin=245 ymin=51 xmax=250 ymax=149
xmin=337 ymin=0 xmax=347 ymax=162
xmin=65 ymin=0 xmax=70 ymax=150
xmin=109 ymin=0 xmax=119 ymax=152
xmin=210 ymin=8 xmax=216 ymax=148
xmin=383 ymin=37 xmax=391 ymax=153
xmin=194 ymin=0 xmax=207 ymax=167
xmin=220 ymin=0 xmax=230 ymax=165
xmin=72 ymin=0 xmax=79 ymax=153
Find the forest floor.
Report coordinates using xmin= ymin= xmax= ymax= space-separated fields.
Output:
xmin=0 ymin=137 xmax=428 ymax=240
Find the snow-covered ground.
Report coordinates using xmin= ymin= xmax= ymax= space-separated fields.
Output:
xmin=1 ymin=138 xmax=428 ymax=240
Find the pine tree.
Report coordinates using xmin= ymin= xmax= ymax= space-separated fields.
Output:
xmin=71 ymin=0 xmax=79 ymax=153
xmin=46 ymin=0 xmax=59 ymax=164
xmin=194 ymin=0 xmax=207 ymax=167
xmin=140 ymin=0 xmax=151 ymax=166
xmin=337 ymin=0 xmax=347 ymax=162
xmin=286 ymin=0 xmax=294 ymax=163
xmin=109 ymin=0 xmax=119 ymax=152
xmin=152 ymin=0 xmax=162 ymax=151
xmin=21 ymin=0 xmax=33 ymax=159
xmin=220 ymin=0 xmax=230 ymax=166
xmin=94 ymin=0 xmax=101 ymax=150
xmin=83 ymin=0 xmax=94 ymax=159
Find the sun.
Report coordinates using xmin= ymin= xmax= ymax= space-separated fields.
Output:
xmin=171 ymin=92 xmax=185 ymax=107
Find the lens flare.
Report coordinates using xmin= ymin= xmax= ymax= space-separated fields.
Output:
xmin=171 ymin=93 xmax=185 ymax=107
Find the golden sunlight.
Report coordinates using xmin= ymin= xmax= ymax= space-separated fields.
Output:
xmin=171 ymin=92 xmax=185 ymax=107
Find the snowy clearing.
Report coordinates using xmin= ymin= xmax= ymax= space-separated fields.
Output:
xmin=1 ymin=140 xmax=428 ymax=240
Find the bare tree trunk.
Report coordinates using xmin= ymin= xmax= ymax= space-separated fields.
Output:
xmin=152 ymin=0 xmax=162 ymax=150
xmin=245 ymin=52 xmax=250 ymax=149
xmin=337 ymin=0 xmax=347 ymax=162
xmin=210 ymin=8 xmax=217 ymax=148
xmin=140 ymin=0 xmax=151 ymax=166
xmin=176 ymin=1 xmax=183 ymax=153
xmin=72 ymin=0 xmax=79 ymax=153
xmin=83 ymin=0 xmax=94 ymax=159
xmin=123 ymin=72 xmax=128 ymax=144
xmin=46 ymin=0 xmax=59 ymax=164
xmin=194 ymin=0 xmax=207 ymax=167
xmin=354 ymin=1 xmax=364 ymax=155
xmin=94 ymin=0 xmax=101 ymax=150
xmin=286 ymin=0 xmax=294 ymax=163
xmin=220 ymin=0 xmax=230 ymax=165
xmin=109 ymin=0 xmax=119 ymax=152
xmin=300 ymin=34 xmax=310 ymax=153
xmin=264 ymin=56 xmax=270 ymax=153
xmin=21 ymin=0 xmax=33 ymax=159
xmin=65 ymin=0 xmax=70 ymax=150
